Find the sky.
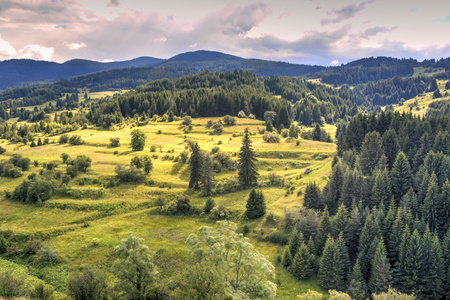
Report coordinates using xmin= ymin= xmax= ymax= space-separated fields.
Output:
xmin=0 ymin=0 xmax=449 ymax=65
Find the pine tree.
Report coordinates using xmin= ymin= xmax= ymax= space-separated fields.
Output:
xmin=315 ymin=207 xmax=332 ymax=255
xmin=347 ymin=258 xmax=368 ymax=300
xmin=201 ymin=154 xmax=215 ymax=196
xmin=337 ymin=132 xmax=345 ymax=157
xmin=303 ymin=182 xmax=321 ymax=210
xmin=340 ymin=170 xmax=355 ymax=209
xmin=421 ymin=229 xmax=444 ymax=300
xmin=382 ymin=129 xmax=400 ymax=170
xmin=291 ymin=243 xmax=313 ymax=280
xmin=439 ymin=179 xmax=450 ymax=235
xmin=371 ymin=169 xmax=392 ymax=209
xmin=265 ymin=119 xmax=274 ymax=132
xmin=318 ymin=235 xmax=345 ymax=290
xmin=429 ymin=79 xmax=438 ymax=91
xmin=282 ymin=246 xmax=293 ymax=269
xmin=422 ymin=172 xmax=440 ymax=232
xmin=390 ymin=152 xmax=412 ymax=203
xmin=245 ymin=189 xmax=265 ymax=219
xmin=360 ymin=131 xmax=383 ymax=175
xmin=312 ymin=123 xmax=322 ymax=141
xmin=288 ymin=228 xmax=304 ymax=258
xmin=358 ymin=212 xmax=382 ymax=280
xmin=401 ymin=229 xmax=424 ymax=295
xmin=369 ymin=238 xmax=392 ymax=294
xmin=238 ymin=129 xmax=258 ymax=188
xmin=326 ymin=162 xmax=344 ymax=214
xmin=189 ymin=143 xmax=202 ymax=190
xmin=335 ymin=233 xmax=351 ymax=287
xmin=332 ymin=204 xmax=350 ymax=242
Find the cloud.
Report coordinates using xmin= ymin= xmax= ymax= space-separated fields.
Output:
xmin=17 ymin=44 xmax=54 ymax=60
xmin=360 ymin=26 xmax=396 ymax=39
xmin=157 ymin=37 xmax=167 ymax=42
xmin=433 ymin=15 xmax=450 ymax=23
xmin=330 ymin=60 xmax=339 ymax=66
xmin=321 ymin=0 xmax=375 ymax=25
xmin=64 ymin=42 xmax=87 ymax=50
xmin=101 ymin=58 xmax=114 ymax=63
xmin=107 ymin=0 xmax=120 ymax=8
xmin=278 ymin=12 xmax=290 ymax=19
xmin=0 ymin=34 xmax=16 ymax=60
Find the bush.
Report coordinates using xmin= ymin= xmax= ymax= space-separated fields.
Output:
xmin=59 ymin=134 xmax=69 ymax=144
xmin=0 ymin=270 xmax=30 ymax=298
xmin=281 ymin=129 xmax=289 ymax=138
xmin=243 ymin=225 xmax=250 ymax=236
xmin=209 ymin=205 xmax=228 ymax=220
xmin=115 ymin=165 xmax=145 ymax=183
xmin=181 ymin=116 xmax=192 ymax=126
xmin=35 ymin=245 xmax=60 ymax=265
xmin=238 ymin=110 xmax=246 ymax=118
xmin=265 ymin=231 xmax=289 ymax=245
xmin=69 ymin=135 xmax=84 ymax=145
xmin=166 ymin=195 xmax=191 ymax=215
xmin=0 ymin=145 xmax=5 ymax=154
xmin=67 ymin=266 xmax=109 ymax=300
xmin=110 ymin=137 xmax=120 ymax=147
xmin=23 ymin=239 xmax=42 ymax=255
xmin=30 ymin=282 xmax=54 ymax=300
xmin=223 ymin=115 xmax=236 ymax=126
xmin=263 ymin=131 xmax=280 ymax=143
xmin=204 ymin=197 xmax=216 ymax=213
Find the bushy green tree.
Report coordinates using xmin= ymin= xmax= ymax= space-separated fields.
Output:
xmin=67 ymin=266 xmax=109 ymax=300
xmin=189 ymin=143 xmax=202 ymax=190
xmin=130 ymin=129 xmax=146 ymax=151
xmin=391 ymin=152 xmax=412 ymax=203
xmin=245 ymin=189 xmax=266 ymax=219
xmin=360 ymin=131 xmax=383 ymax=175
xmin=369 ymin=238 xmax=392 ymax=294
xmin=238 ymin=129 xmax=258 ymax=188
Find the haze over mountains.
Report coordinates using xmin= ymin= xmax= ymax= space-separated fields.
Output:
xmin=0 ymin=50 xmax=449 ymax=91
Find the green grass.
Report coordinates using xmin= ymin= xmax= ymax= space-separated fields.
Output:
xmin=0 ymin=116 xmax=336 ymax=297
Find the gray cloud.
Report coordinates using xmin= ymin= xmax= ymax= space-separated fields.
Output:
xmin=360 ymin=26 xmax=396 ymax=39
xmin=320 ymin=0 xmax=374 ymax=25
xmin=107 ymin=0 xmax=121 ymax=8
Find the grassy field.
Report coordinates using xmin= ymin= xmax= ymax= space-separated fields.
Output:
xmin=0 ymin=116 xmax=336 ymax=298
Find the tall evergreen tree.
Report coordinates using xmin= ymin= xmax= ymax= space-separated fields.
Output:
xmin=318 ymin=235 xmax=345 ymax=291
xmin=315 ymin=207 xmax=332 ymax=255
xmin=326 ymin=161 xmax=344 ymax=214
xmin=382 ymin=128 xmax=400 ymax=170
xmin=288 ymin=228 xmax=304 ymax=258
xmin=347 ymin=258 xmax=368 ymax=300
xmin=291 ymin=243 xmax=314 ymax=280
xmin=201 ymin=154 xmax=215 ymax=196
xmin=422 ymin=172 xmax=440 ymax=232
xmin=281 ymin=246 xmax=293 ymax=269
xmin=189 ymin=142 xmax=202 ymax=190
xmin=360 ymin=131 xmax=383 ymax=175
xmin=401 ymin=229 xmax=424 ymax=296
xmin=421 ymin=229 xmax=444 ymax=300
xmin=335 ymin=233 xmax=351 ymax=287
xmin=303 ymin=182 xmax=321 ymax=210
xmin=440 ymin=179 xmax=450 ymax=235
xmin=358 ymin=211 xmax=382 ymax=280
xmin=369 ymin=238 xmax=392 ymax=294
xmin=371 ymin=169 xmax=392 ymax=209
xmin=238 ymin=129 xmax=258 ymax=188
xmin=390 ymin=152 xmax=412 ymax=203
xmin=245 ymin=189 xmax=266 ymax=219
xmin=332 ymin=204 xmax=350 ymax=242
xmin=340 ymin=170 xmax=355 ymax=209
xmin=429 ymin=79 xmax=438 ymax=91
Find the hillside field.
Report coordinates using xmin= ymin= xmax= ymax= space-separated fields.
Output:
xmin=0 ymin=117 xmax=335 ymax=299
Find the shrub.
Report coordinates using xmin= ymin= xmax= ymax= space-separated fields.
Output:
xmin=211 ymin=146 xmax=220 ymax=154
xmin=69 ymin=135 xmax=84 ymax=145
xmin=223 ymin=115 xmax=236 ymax=126
xmin=209 ymin=205 xmax=228 ymax=220
xmin=67 ymin=266 xmax=109 ymax=300
xmin=263 ymin=131 xmax=280 ymax=143
xmin=30 ymin=282 xmax=54 ymax=300
xmin=59 ymin=134 xmax=69 ymax=144
xmin=110 ymin=137 xmax=120 ymax=147
xmin=212 ymin=121 xmax=223 ymax=135
xmin=243 ymin=225 xmax=250 ymax=236
xmin=61 ymin=153 xmax=70 ymax=164
xmin=154 ymin=196 xmax=165 ymax=209
xmin=238 ymin=110 xmax=246 ymax=118
xmin=0 ymin=270 xmax=30 ymax=298
xmin=35 ymin=245 xmax=60 ymax=265
xmin=281 ymin=129 xmax=289 ymax=138
xmin=266 ymin=231 xmax=289 ymax=245
xmin=115 ymin=165 xmax=145 ymax=183
xmin=0 ymin=145 xmax=5 ymax=154
xmin=23 ymin=239 xmax=42 ymax=255
xmin=204 ymin=197 xmax=216 ymax=213
xmin=166 ymin=195 xmax=191 ymax=215
xmin=181 ymin=116 xmax=192 ymax=126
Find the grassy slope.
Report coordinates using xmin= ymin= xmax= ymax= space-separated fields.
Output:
xmin=0 ymin=117 xmax=335 ymax=299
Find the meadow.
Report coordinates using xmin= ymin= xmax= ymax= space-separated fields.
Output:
xmin=0 ymin=116 xmax=335 ymax=299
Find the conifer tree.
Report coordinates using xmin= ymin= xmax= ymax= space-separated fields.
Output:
xmin=381 ymin=129 xmax=400 ymax=170
xmin=358 ymin=212 xmax=382 ymax=280
xmin=265 ymin=119 xmax=274 ymax=132
xmin=347 ymin=258 xmax=368 ymax=300
xmin=390 ymin=152 xmax=412 ymax=203
xmin=335 ymin=233 xmax=351 ymax=286
xmin=360 ymin=131 xmax=383 ymax=175
xmin=291 ymin=243 xmax=313 ymax=280
xmin=326 ymin=162 xmax=344 ymax=214
xmin=369 ymin=238 xmax=392 ymax=294
xmin=288 ymin=228 xmax=304 ymax=258
xmin=422 ymin=172 xmax=440 ymax=232
xmin=303 ymin=182 xmax=321 ymax=210
xmin=238 ymin=129 xmax=258 ymax=188
xmin=440 ymin=179 xmax=450 ymax=235
xmin=281 ymin=246 xmax=293 ymax=269
xmin=337 ymin=132 xmax=345 ymax=157
xmin=340 ymin=170 xmax=355 ymax=209
xmin=332 ymin=204 xmax=350 ymax=242
xmin=189 ymin=143 xmax=202 ymax=190
xmin=245 ymin=189 xmax=265 ymax=219
xmin=429 ymin=79 xmax=438 ymax=91
xmin=421 ymin=229 xmax=444 ymax=300
xmin=315 ymin=207 xmax=332 ymax=255
xmin=401 ymin=229 xmax=424 ymax=296
xmin=201 ymin=154 xmax=215 ymax=196
xmin=318 ymin=235 xmax=342 ymax=290
xmin=371 ymin=169 xmax=392 ymax=209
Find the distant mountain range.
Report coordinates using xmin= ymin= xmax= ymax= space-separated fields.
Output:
xmin=0 ymin=51 xmax=324 ymax=90
xmin=1 ymin=50 xmax=449 ymax=91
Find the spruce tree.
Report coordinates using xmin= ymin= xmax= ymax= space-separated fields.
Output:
xmin=369 ymin=238 xmax=392 ymax=294
xmin=201 ymin=154 xmax=215 ymax=196
xmin=382 ymin=129 xmax=400 ymax=170
xmin=245 ymin=189 xmax=265 ymax=219
xmin=401 ymin=229 xmax=424 ymax=296
xmin=429 ymin=79 xmax=438 ymax=91
xmin=421 ymin=229 xmax=444 ymax=300
xmin=288 ymin=228 xmax=304 ymax=258
xmin=335 ymin=233 xmax=351 ymax=287
xmin=238 ymin=129 xmax=258 ymax=188
xmin=326 ymin=162 xmax=344 ymax=214
xmin=371 ymin=169 xmax=391 ymax=209
xmin=303 ymin=182 xmax=321 ymax=210
xmin=347 ymin=258 xmax=368 ymax=300
xmin=291 ymin=243 xmax=313 ymax=280
xmin=315 ymin=207 xmax=332 ymax=255
xmin=422 ymin=172 xmax=440 ymax=232
xmin=358 ymin=212 xmax=382 ymax=280
xmin=360 ymin=131 xmax=383 ymax=175
xmin=440 ymin=179 xmax=450 ymax=235
xmin=281 ymin=246 xmax=293 ymax=269
xmin=340 ymin=170 xmax=355 ymax=209
xmin=318 ymin=235 xmax=344 ymax=290
xmin=390 ymin=152 xmax=412 ymax=203
xmin=189 ymin=143 xmax=202 ymax=190
xmin=332 ymin=204 xmax=350 ymax=242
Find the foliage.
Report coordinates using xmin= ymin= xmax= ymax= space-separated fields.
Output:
xmin=0 ymin=270 xmax=30 ymax=298
xmin=186 ymin=221 xmax=277 ymax=299
xmin=67 ymin=266 xmax=109 ymax=300
xmin=238 ymin=129 xmax=259 ymax=188
xmin=263 ymin=131 xmax=281 ymax=143
xmin=109 ymin=137 xmax=120 ymax=147
xmin=245 ymin=189 xmax=266 ymax=219
xmin=115 ymin=165 xmax=145 ymax=183
xmin=131 ymin=129 xmax=146 ymax=151
xmin=69 ymin=134 xmax=84 ymax=145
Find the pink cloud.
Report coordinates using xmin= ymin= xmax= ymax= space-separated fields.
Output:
xmin=278 ymin=12 xmax=290 ymax=19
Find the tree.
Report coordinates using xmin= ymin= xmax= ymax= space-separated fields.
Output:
xmin=318 ymin=235 xmax=345 ymax=291
xmin=429 ymin=79 xmax=438 ymax=91
xmin=245 ymin=189 xmax=266 ymax=219
xmin=382 ymin=129 xmax=400 ymax=169
xmin=238 ymin=129 xmax=258 ymax=188
xmin=315 ymin=207 xmax=332 ymax=255
xmin=422 ymin=172 xmax=441 ymax=232
xmin=289 ymin=123 xmax=301 ymax=138
xmin=73 ymin=155 xmax=91 ymax=173
xmin=186 ymin=221 xmax=277 ymax=299
xmin=112 ymin=233 xmax=159 ymax=300
xmin=371 ymin=169 xmax=392 ymax=208
xmin=348 ymin=258 xmax=368 ymax=300
xmin=281 ymin=246 xmax=293 ymax=269
xmin=130 ymin=129 xmax=146 ymax=151
xmin=67 ymin=266 xmax=109 ymax=300
xmin=312 ymin=123 xmax=322 ymax=141
xmin=109 ymin=137 xmax=120 ymax=147
xmin=201 ymin=154 xmax=215 ymax=196
xmin=265 ymin=119 xmax=274 ymax=132
xmin=288 ymin=228 xmax=304 ymax=258
xmin=369 ymin=238 xmax=392 ymax=294
xmin=291 ymin=243 xmax=314 ymax=280
xmin=303 ymin=182 xmax=321 ymax=210
xmin=391 ymin=152 xmax=412 ymax=203
xmin=360 ymin=131 xmax=383 ymax=175
xmin=222 ymin=115 xmax=236 ymax=126
xmin=0 ymin=270 xmax=30 ymax=299
xmin=189 ymin=143 xmax=202 ymax=190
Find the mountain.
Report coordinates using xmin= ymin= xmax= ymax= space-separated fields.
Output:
xmin=0 ymin=56 xmax=164 ymax=90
